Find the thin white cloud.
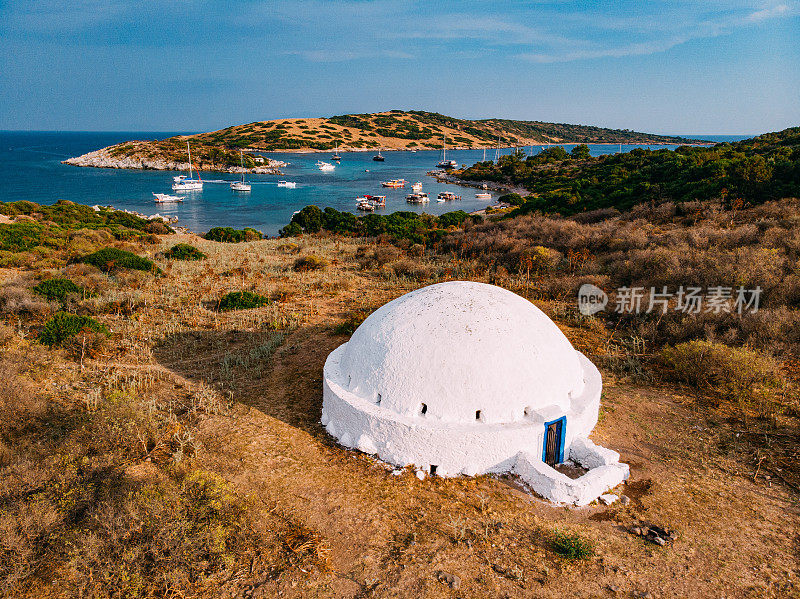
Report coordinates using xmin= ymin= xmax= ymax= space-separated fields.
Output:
xmin=746 ymin=3 xmax=792 ymax=21
xmin=400 ymin=15 xmax=578 ymax=47
xmin=285 ymin=48 xmax=414 ymax=63
xmin=518 ymin=1 xmax=799 ymax=63
xmin=518 ymin=38 xmax=689 ymax=63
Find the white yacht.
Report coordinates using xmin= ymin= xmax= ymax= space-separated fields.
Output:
xmin=230 ymin=151 xmax=251 ymax=191
xmin=436 ymin=135 xmax=459 ymax=169
xmin=317 ymin=160 xmax=335 ymax=171
xmin=277 ymin=180 xmax=297 ymax=188
xmin=153 ymin=193 xmax=183 ymax=203
xmin=172 ymin=142 xmax=203 ymax=191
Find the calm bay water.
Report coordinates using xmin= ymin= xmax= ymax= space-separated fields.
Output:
xmin=0 ymin=131 xmax=750 ymax=236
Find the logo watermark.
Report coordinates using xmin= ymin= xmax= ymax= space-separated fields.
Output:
xmin=577 ymin=285 xmax=761 ymax=315
xmin=578 ymin=284 xmax=608 ymax=316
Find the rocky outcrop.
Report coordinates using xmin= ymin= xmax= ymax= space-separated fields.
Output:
xmin=63 ymin=145 xmax=285 ymax=174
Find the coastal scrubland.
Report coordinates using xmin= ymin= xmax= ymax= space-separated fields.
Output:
xmin=458 ymin=127 xmax=800 ymax=214
xmin=1 ymin=129 xmax=799 ymax=597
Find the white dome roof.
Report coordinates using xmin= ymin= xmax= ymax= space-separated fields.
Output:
xmin=337 ymin=281 xmax=586 ymax=424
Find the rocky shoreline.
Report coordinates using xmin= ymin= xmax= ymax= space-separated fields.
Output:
xmin=429 ymin=170 xmax=529 ymax=196
xmin=63 ymin=146 xmax=286 ymax=174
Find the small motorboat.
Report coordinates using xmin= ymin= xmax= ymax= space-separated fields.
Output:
xmin=406 ymin=192 xmax=429 ymax=204
xmin=356 ymin=195 xmax=386 ymax=210
xmin=317 ymin=160 xmax=335 ymax=171
xmin=437 ymin=191 xmax=462 ymax=202
xmin=372 ymin=149 xmax=385 ymax=162
xmin=475 ymin=192 xmax=491 ymax=199
xmin=411 ymin=181 xmax=423 ymax=191
xmin=381 ymin=179 xmax=406 ymax=188
xmin=277 ymin=180 xmax=297 ymax=188
xmin=153 ymin=193 xmax=183 ymax=203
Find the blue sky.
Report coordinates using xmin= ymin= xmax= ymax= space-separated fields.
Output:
xmin=1 ymin=0 xmax=798 ymax=134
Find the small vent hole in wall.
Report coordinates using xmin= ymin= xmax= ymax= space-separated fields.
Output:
xmin=376 ymin=393 xmax=382 ymax=406
xmin=475 ymin=410 xmax=482 ymax=421
xmin=430 ymin=465 xmax=438 ymax=476
xmin=348 ymin=375 xmax=351 ymax=387
xmin=420 ymin=403 xmax=428 ymax=415
xmin=524 ymin=406 xmax=532 ymax=418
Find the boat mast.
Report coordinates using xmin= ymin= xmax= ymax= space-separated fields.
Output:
xmin=240 ymin=150 xmax=245 ymax=182
xmin=187 ymin=142 xmax=193 ymax=179
xmin=443 ymin=134 xmax=446 ymax=161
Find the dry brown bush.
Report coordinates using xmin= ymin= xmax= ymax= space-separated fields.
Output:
xmin=437 ymin=198 xmax=800 ymax=355
xmin=0 ymin=284 xmax=56 ymax=317
xmin=293 ymin=255 xmax=328 ymax=272
xmin=387 ymin=259 xmax=436 ymax=281
xmin=356 ymin=245 xmax=402 ymax=270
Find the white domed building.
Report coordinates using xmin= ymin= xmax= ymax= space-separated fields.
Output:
xmin=322 ymin=281 xmax=628 ymax=505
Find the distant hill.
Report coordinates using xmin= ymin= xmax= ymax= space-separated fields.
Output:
xmin=63 ymin=110 xmax=709 ymax=171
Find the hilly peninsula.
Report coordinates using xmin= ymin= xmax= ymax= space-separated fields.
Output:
xmin=63 ymin=110 xmax=709 ymax=172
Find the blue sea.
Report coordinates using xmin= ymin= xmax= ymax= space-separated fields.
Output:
xmin=0 ymin=131 xmax=750 ymax=236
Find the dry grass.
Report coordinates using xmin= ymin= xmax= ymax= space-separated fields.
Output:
xmin=0 ymin=227 xmax=797 ymax=598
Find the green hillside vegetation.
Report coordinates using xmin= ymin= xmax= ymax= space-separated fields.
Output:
xmin=0 ymin=200 xmax=172 ymax=268
xmin=457 ymin=128 xmax=800 ymax=214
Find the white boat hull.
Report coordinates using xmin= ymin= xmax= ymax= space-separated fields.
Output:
xmin=153 ymin=193 xmax=183 ymax=203
xmin=172 ymin=181 xmax=203 ymax=191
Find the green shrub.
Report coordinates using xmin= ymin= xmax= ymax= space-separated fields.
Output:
xmin=660 ymin=340 xmax=786 ymax=413
xmin=551 ymin=530 xmax=594 ymax=560
xmin=0 ymin=221 xmax=45 ymax=252
xmin=293 ymin=255 xmax=328 ymax=272
xmin=163 ymin=243 xmax=206 ymax=261
xmin=204 ymin=227 xmax=262 ymax=243
xmin=498 ymin=193 xmax=526 ymax=206
xmin=78 ymin=248 xmax=161 ymax=274
xmin=38 ymin=312 xmax=109 ymax=347
xmin=32 ymin=278 xmax=85 ymax=302
xmin=218 ymin=291 xmax=270 ymax=312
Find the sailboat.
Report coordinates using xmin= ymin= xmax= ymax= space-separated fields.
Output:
xmin=331 ymin=143 xmax=341 ymax=161
xmin=230 ymin=151 xmax=251 ymax=191
xmin=437 ymin=135 xmax=458 ymax=169
xmin=372 ymin=148 xmax=385 ymax=161
xmin=172 ymin=142 xmax=203 ymax=191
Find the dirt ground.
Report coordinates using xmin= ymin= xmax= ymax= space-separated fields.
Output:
xmin=7 ymin=233 xmax=799 ymax=598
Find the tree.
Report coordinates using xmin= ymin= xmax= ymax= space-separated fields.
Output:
xmin=571 ymin=144 xmax=591 ymax=160
xmin=292 ymin=205 xmax=324 ymax=233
